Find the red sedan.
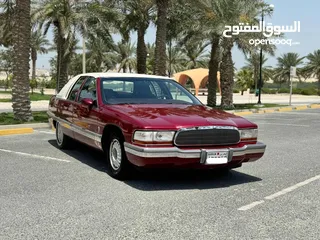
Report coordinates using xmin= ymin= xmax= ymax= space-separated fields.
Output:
xmin=48 ymin=73 xmax=266 ymax=179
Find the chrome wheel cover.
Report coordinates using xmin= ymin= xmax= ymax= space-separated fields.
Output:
xmin=57 ymin=123 xmax=64 ymax=145
xmin=109 ymin=139 xmax=122 ymax=170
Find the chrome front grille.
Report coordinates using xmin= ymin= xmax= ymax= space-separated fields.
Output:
xmin=174 ymin=126 xmax=240 ymax=146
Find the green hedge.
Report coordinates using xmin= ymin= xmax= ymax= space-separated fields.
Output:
xmin=278 ymin=88 xmax=290 ymax=93
xmin=262 ymin=88 xmax=277 ymax=94
xmin=261 ymin=88 xmax=318 ymax=95
xmin=301 ymin=88 xmax=318 ymax=95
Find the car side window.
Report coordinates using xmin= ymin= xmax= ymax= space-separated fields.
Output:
xmin=67 ymin=76 xmax=87 ymax=101
xmin=78 ymin=77 xmax=97 ymax=104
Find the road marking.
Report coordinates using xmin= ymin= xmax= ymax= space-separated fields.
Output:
xmin=258 ymin=123 xmax=309 ymax=127
xmin=238 ymin=200 xmax=265 ymax=211
xmin=238 ymin=174 xmax=320 ymax=211
xmin=34 ymin=130 xmax=55 ymax=135
xmin=0 ymin=148 xmax=71 ymax=163
xmin=265 ymin=175 xmax=320 ymax=200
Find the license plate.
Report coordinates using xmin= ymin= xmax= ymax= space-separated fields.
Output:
xmin=206 ymin=150 xmax=229 ymax=164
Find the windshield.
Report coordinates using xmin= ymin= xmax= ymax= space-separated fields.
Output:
xmin=100 ymin=77 xmax=202 ymax=105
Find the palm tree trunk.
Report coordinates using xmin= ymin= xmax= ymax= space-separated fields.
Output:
xmin=220 ymin=38 xmax=234 ymax=109
xmin=12 ymin=0 xmax=33 ymax=121
xmin=137 ymin=27 xmax=147 ymax=74
xmin=154 ymin=0 xmax=169 ymax=76
xmin=168 ymin=39 xmax=172 ymax=77
xmin=318 ymin=77 xmax=320 ymax=96
xmin=56 ymin=30 xmax=69 ymax=92
xmin=207 ymin=36 xmax=220 ymax=107
xmin=31 ymin=48 xmax=37 ymax=80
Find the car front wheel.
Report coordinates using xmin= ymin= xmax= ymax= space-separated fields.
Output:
xmin=106 ymin=133 xmax=131 ymax=179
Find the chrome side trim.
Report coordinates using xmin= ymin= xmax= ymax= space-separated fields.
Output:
xmin=48 ymin=111 xmax=102 ymax=142
xmin=72 ymin=124 xmax=102 ymax=142
xmin=124 ymin=142 xmax=266 ymax=159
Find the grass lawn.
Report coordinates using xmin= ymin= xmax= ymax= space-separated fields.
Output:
xmin=233 ymin=103 xmax=286 ymax=110
xmin=0 ymin=93 xmax=52 ymax=102
xmin=0 ymin=90 xmax=12 ymax=94
xmin=0 ymin=111 xmax=48 ymax=125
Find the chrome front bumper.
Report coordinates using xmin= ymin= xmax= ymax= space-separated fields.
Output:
xmin=124 ymin=142 xmax=266 ymax=161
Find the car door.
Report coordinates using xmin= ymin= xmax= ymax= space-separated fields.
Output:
xmin=56 ymin=76 xmax=88 ymax=138
xmin=72 ymin=77 xmax=103 ymax=150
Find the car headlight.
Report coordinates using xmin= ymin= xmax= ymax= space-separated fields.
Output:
xmin=239 ymin=129 xmax=258 ymax=141
xmin=133 ymin=131 xmax=175 ymax=143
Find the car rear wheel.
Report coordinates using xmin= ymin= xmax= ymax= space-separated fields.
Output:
xmin=56 ymin=122 xmax=71 ymax=149
xmin=106 ymin=133 xmax=131 ymax=179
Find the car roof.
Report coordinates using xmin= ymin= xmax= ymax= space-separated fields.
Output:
xmin=76 ymin=72 xmax=172 ymax=80
xmin=56 ymin=72 xmax=173 ymax=99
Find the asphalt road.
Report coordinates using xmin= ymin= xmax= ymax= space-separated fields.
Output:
xmin=0 ymin=109 xmax=319 ymax=240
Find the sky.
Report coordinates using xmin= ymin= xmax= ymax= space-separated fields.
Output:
xmin=36 ymin=0 xmax=320 ymax=71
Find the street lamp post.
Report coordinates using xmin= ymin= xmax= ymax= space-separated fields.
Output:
xmin=257 ymin=4 xmax=274 ymax=105
xmin=257 ymin=11 xmax=264 ymax=105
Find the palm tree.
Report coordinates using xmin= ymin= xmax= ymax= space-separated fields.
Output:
xmin=273 ymin=52 xmax=305 ymax=86
xmin=11 ymin=0 xmax=33 ymax=121
xmin=236 ymin=68 xmax=254 ymax=95
xmin=245 ymin=53 xmax=273 ymax=90
xmin=182 ymin=0 xmax=224 ymax=107
xmin=146 ymin=43 xmax=156 ymax=74
xmin=0 ymin=0 xmax=14 ymax=47
xmin=85 ymin=38 xmax=117 ymax=73
xmin=114 ymin=41 xmax=136 ymax=73
xmin=30 ymin=30 xmax=49 ymax=81
xmin=181 ymin=0 xmax=259 ymax=107
xmin=0 ymin=48 xmax=13 ymax=91
xmin=123 ymin=0 xmax=155 ymax=74
xmin=182 ymin=41 xmax=210 ymax=69
xmin=32 ymin=0 xmax=117 ymax=91
xmin=218 ymin=0 xmax=267 ymax=108
xmin=304 ymin=50 xmax=320 ymax=95
xmin=154 ymin=0 xmax=170 ymax=76
xmin=166 ymin=46 xmax=186 ymax=75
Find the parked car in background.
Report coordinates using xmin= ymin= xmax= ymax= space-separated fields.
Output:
xmin=48 ymin=73 xmax=266 ymax=179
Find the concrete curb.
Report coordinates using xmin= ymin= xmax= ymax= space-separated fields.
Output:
xmin=227 ymin=104 xmax=320 ymax=115
xmin=0 ymin=122 xmax=50 ymax=130
xmin=0 ymin=128 xmax=34 ymax=136
xmin=0 ymin=123 xmax=50 ymax=136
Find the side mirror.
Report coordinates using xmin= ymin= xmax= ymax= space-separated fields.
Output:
xmin=81 ymin=98 xmax=94 ymax=107
xmin=80 ymin=98 xmax=94 ymax=115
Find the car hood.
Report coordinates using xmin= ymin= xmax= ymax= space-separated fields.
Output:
xmin=110 ymin=104 xmax=256 ymax=129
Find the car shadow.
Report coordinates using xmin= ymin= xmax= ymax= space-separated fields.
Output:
xmin=124 ymin=169 xmax=262 ymax=191
xmin=48 ymin=140 xmax=262 ymax=191
xmin=48 ymin=140 xmax=108 ymax=172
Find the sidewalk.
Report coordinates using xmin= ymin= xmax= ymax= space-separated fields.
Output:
xmin=197 ymin=93 xmax=320 ymax=105
xmin=0 ymin=94 xmax=319 ymax=113
xmin=0 ymin=101 xmax=49 ymax=113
